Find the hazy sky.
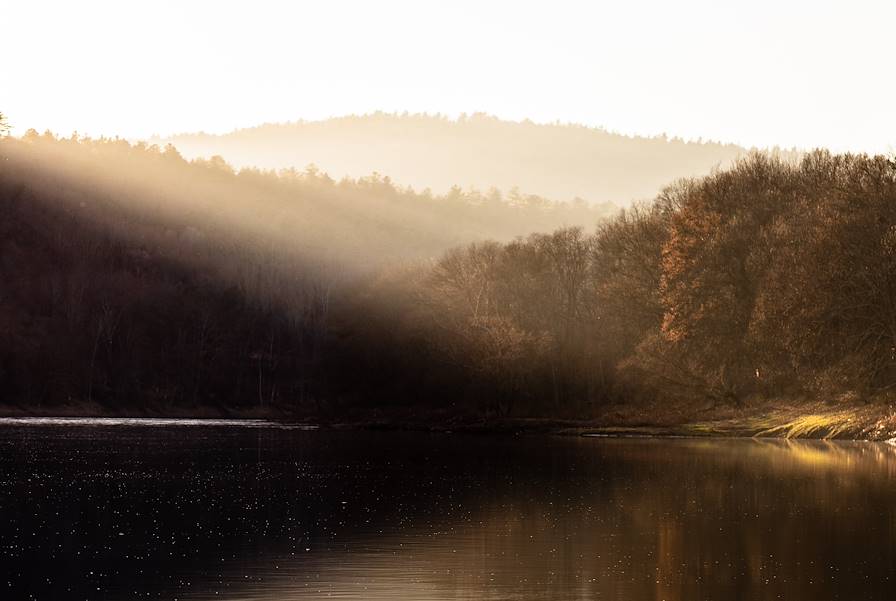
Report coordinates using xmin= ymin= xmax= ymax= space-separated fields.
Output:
xmin=3 ymin=0 xmax=894 ymax=152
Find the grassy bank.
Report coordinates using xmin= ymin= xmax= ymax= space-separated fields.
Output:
xmin=577 ymin=399 xmax=896 ymax=441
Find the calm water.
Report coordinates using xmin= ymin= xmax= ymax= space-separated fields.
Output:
xmin=2 ymin=421 xmax=895 ymax=600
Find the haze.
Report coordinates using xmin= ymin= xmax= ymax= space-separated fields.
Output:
xmin=164 ymin=114 xmax=755 ymax=203
xmin=4 ymin=0 xmax=894 ymax=153
xmin=6 ymin=3 xmax=896 ymax=600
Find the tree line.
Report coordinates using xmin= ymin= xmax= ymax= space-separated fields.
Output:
xmin=339 ymin=151 xmax=896 ymax=416
xmin=164 ymin=111 xmax=759 ymax=205
xmin=0 ymin=132 xmax=605 ymax=413
xmin=2 ymin=130 xmax=894 ymax=418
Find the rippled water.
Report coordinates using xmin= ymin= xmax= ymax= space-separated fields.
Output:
xmin=2 ymin=421 xmax=895 ymax=600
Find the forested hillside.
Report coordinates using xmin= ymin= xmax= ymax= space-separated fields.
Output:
xmin=356 ymin=151 xmax=896 ymax=417
xmin=163 ymin=113 xmax=757 ymax=205
xmin=7 ymin=131 xmax=611 ymax=267
xmin=0 ymin=132 xmax=606 ymax=413
xmin=2 ymin=131 xmax=895 ymax=422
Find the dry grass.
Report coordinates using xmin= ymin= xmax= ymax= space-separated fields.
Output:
xmin=588 ymin=399 xmax=896 ymax=441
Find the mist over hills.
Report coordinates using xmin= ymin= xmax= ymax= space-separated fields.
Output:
xmin=3 ymin=122 xmax=895 ymax=432
xmin=162 ymin=113 xmax=761 ymax=205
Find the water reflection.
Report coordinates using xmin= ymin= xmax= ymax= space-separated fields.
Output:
xmin=2 ymin=426 xmax=894 ymax=600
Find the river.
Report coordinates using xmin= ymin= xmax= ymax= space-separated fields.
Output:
xmin=2 ymin=419 xmax=894 ymax=600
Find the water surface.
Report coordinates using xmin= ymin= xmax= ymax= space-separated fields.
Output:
xmin=2 ymin=421 xmax=894 ymax=600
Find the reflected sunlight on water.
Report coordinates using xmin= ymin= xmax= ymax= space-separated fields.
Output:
xmin=1 ymin=427 xmax=894 ymax=600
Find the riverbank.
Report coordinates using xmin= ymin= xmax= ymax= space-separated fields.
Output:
xmin=591 ymin=399 xmax=896 ymax=441
xmin=3 ymin=399 xmax=896 ymax=441
xmin=322 ymin=400 xmax=896 ymax=441
xmin=0 ymin=400 xmax=283 ymax=421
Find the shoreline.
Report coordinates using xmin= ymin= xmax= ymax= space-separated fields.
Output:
xmin=2 ymin=400 xmax=896 ymax=441
xmin=0 ymin=403 xmax=896 ymax=442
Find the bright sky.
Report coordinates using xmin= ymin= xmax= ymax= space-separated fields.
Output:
xmin=3 ymin=0 xmax=894 ymax=153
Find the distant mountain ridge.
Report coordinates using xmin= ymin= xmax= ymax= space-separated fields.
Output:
xmin=161 ymin=113 xmax=763 ymax=205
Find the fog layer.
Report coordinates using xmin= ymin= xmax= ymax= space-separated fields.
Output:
xmin=162 ymin=113 xmax=766 ymax=205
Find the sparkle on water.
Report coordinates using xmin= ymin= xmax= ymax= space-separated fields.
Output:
xmin=2 ymin=421 xmax=894 ymax=600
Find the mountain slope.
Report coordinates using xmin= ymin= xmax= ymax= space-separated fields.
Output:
xmin=163 ymin=113 xmax=759 ymax=204
xmin=0 ymin=132 xmax=609 ymax=412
